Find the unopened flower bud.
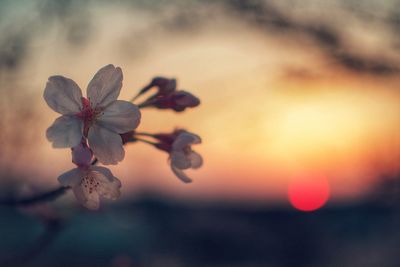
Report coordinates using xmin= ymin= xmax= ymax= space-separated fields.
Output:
xmin=72 ymin=142 xmax=93 ymax=167
xmin=150 ymin=77 xmax=176 ymax=94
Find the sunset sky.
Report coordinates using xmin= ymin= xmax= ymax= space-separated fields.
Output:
xmin=0 ymin=0 xmax=399 ymax=206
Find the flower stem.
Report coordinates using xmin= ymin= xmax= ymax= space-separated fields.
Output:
xmin=130 ymin=84 xmax=153 ymax=102
xmin=130 ymin=93 xmax=141 ymax=102
xmin=134 ymin=132 xmax=156 ymax=137
xmin=91 ymin=157 xmax=98 ymax=165
xmin=137 ymin=103 xmax=147 ymax=109
xmin=137 ymin=97 xmax=158 ymax=109
xmin=134 ymin=137 xmax=158 ymax=146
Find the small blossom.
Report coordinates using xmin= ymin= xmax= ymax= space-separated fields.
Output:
xmin=44 ymin=64 xmax=141 ymax=165
xmin=139 ymin=77 xmax=200 ymax=112
xmin=153 ymin=130 xmax=202 ymax=183
xmin=58 ymin=143 xmax=121 ymax=210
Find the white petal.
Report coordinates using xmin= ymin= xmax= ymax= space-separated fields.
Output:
xmin=44 ymin=76 xmax=83 ymax=115
xmin=171 ymin=151 xmax=191 ymax=169
xmin=96 ymin=178 xmax=121 ymax=200
xmin=73 ymin=186 xmax=100 ymax=210
xmin=86 ymin=64 xmax=123 ymax=108
xmin=172 ymin=132 xmax=201 ymax=150
xmin=87 ymin=124 xmax=124 ymax=165
xmin=58 ymin=168 xmax=82 ymax=187
xmin=91 ymin=167 xmax=121 ymax=200
xmin=171 ymin=164 xmax=192 ymax=183
xmin=72 ymin=186 xmax=86 ymax=205
xmin=189 ymin=151 xmax=203 ymax=169
xmin=189 ymin=133 xmax=202 ymax=144
xmin=97 ymin=100 xmax=141 ymax=133
xmin=46 ymin=116 xmax=83 ymax=148
xmin=91 ymin=166 xmax=115 ymax=182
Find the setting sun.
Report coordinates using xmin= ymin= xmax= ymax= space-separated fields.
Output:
xmin=288 ymin=174 xmax=330 ymax=212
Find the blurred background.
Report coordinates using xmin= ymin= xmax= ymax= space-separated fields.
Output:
xmin=0 ymin=0 xmax=399 ymax=266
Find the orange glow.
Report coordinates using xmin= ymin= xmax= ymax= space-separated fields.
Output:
xmin=288 ymin=174 xmax=330 ymax=212
xmin=1 ymin=4 xmax=399 ymax=203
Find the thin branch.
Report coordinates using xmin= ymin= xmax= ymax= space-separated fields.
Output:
xmin=0 ymin=156 xmax=100 ymax=206
xmin=0 ymin=186 xmax=70 ymax=206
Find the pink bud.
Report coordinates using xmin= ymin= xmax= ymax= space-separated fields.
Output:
xmin=151 ymin=91 xmax=200 ymax=112
xmin=172 ymin=91 xmax=200 ymax=109
xmin=71 ymin=141 xmax=93 ymax=167
xmin=150 ymin=77 xmax=176 ymax=94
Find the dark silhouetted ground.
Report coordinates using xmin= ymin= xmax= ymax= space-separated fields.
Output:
xmin=1 ymin=193 xmax=399 ymax=267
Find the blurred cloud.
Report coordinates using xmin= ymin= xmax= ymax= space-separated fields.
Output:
xmin=224 ymin=0 xmax=400 ymax=75
xmin=1 ymin=0 xmax=400 ymax=75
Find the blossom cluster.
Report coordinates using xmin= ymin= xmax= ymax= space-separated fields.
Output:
xmin=44 ymin=65 xmax=202 ymax=209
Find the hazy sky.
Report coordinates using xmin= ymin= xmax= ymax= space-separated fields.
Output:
xmin=0 ymin=0 xmax=399 ymax=204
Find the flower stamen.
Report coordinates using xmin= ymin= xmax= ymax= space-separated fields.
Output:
xmin=75 ymin=97 xmax=102 ymax=137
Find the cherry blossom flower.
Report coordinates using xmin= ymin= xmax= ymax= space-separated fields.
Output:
xmin=58 ymin=142 xmax=121 ymax=210
xmin=153 ymin=130 xmax=202 ymax=183
xmin=138 ymin=77 xmax=200 ymax=112
xmin=44 ymin=64 xmax=141 ymax=165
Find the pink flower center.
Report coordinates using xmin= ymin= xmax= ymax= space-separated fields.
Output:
xmin=75 ymin=97 xmax=102 ymax=137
